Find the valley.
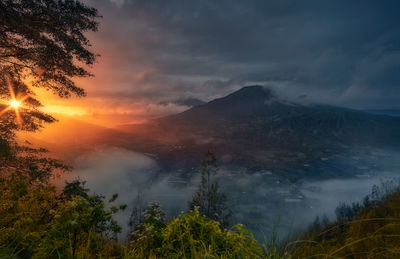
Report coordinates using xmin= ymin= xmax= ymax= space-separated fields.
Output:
xmin=23 ymin=86 xmax=400 ymax=240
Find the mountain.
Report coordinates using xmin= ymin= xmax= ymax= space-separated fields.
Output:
xmin=160 ymin=86 xmax=400 ymax=147
xmin=117 ymin=85 xmax=400 ymax=174
xmin=33 ymin=86 xmax=400 ymax=177
xmin=173 ymin=98 xmax=205 ymax=107
xmin=366 ymin=109 xmax=400 ymax=117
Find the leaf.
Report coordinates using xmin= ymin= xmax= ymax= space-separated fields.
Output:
xmin=109 ymin=193 xmax=118 ymax=203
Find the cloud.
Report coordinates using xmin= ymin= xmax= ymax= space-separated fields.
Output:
xmin=108 ymin=0 xmax=124 ymax=7
xmin=76 ymin=0 xmax=400 ymax=120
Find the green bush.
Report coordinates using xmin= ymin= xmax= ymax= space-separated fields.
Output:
xmin=129 ymin=209 xmax=264 ymax=259
xmin=0 ymin=176 xmax=125 ymax=258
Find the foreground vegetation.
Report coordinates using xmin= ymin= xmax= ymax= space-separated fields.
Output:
xmin=2 ymin=166 xmax=400 ymax=258
xmin=0 ymin=173 xmax=263 ymax=258
xmin=290 ymin=179 xmax=400 ymax=258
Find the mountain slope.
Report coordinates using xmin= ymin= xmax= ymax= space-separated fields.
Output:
xmin=23 ymin=86 xmax=400 ymax=177
xmin=117 ymin=85 xmax=400 ymax=173
xmin=157 ymin=86 xmax=400 ymax=148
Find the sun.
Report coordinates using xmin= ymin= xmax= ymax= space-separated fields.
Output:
xmin=9 ymin=99 xmax=21 ymax=109
xmin=0 ymin=80 xmax=30 ymax=125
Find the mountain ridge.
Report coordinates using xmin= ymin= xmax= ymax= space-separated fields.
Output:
xmin=113 ymin=85 xmax=400 ymax=174
xmin=32 ymin=86 xmax=400 ymax=176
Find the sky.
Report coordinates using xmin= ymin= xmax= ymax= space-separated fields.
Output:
xmin=43 ymin=0 xmax=400 ymax=126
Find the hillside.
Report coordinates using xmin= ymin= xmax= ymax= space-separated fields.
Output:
xmin=162 ymin=86 xmax=400 ymax=148
xmin=291 ymin=181 xmax=400 ymax=258
xmin=117 ymin=86 xmax=400 ymax=174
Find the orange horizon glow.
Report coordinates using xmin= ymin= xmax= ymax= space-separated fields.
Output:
xmin=31 ymin=88 xmax=154 ymax=127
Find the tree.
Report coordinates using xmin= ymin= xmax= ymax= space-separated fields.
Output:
xmin=62 ymin=178 xmax=90 ymax=200
xmin=0 ymin=0 xmax=100 ymax=182
xmin=189 ymin=150 xmax=231 ymax=228
xmin=0 ymin=3 xmax=132 ymax=258
xmin=129 ymin=201 xmax=166 ymax=257
xmin=128 ymin=190 xmax=145 ymax=235
xmin=0 ymin=175 xmax=126 ymax=258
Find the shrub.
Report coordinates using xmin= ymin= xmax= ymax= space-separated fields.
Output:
xmin=129 ymin=209 xmax=263 ymax=258
xmin=291 ymin=180 xmax=400 ymax=258
xmin=0 ymin=176 xmax=126 ymax=258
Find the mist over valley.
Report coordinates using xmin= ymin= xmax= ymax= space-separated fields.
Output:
xmin=27 ymin=86 xmax=400 ymax=240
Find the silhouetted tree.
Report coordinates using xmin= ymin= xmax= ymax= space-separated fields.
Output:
xmin=128 ymin=190 xmax=145 ymax=235
xmin=62 ymin=178 xmax=90 ymax=200
xmin=335 ymin=202 xmax=362 ymax=222
xmin=189 ymin=151 xmax=231 ymax=228
xmin=0 ymin=0 xmax=100 ymax=182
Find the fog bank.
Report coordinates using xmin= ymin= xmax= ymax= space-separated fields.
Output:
xmin=64 ymin=147 xmax=400 ymax=240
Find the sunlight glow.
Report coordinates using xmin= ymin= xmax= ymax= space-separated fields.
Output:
xmin=40 ymin=105 xmax=87 ymax=116
xmin=9 ymin=99 xmax=21 ymax=109
xmin=0 ymin=80 xmax=30 ymax=125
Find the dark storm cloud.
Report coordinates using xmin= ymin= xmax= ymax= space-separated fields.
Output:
xmin=84 ymin=0 xmax=400 ymax=110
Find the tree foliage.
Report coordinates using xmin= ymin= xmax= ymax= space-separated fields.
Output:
xmin=129 ymin=201 xmax=167 ymax=258
xmin=189 ymin=151 xmax=232 ymax=228
xmin=0 ymin=0 xmax=99 ymax=99
xmin=158 ymin=210 xmax=263 ymax=259
xmin=128 ymin=206 xmax=263 ymax=259
xmin=0 ymin=0 xmax=100 ymax=181
xmin=0 ymin=177 xmax=125 ymax=258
